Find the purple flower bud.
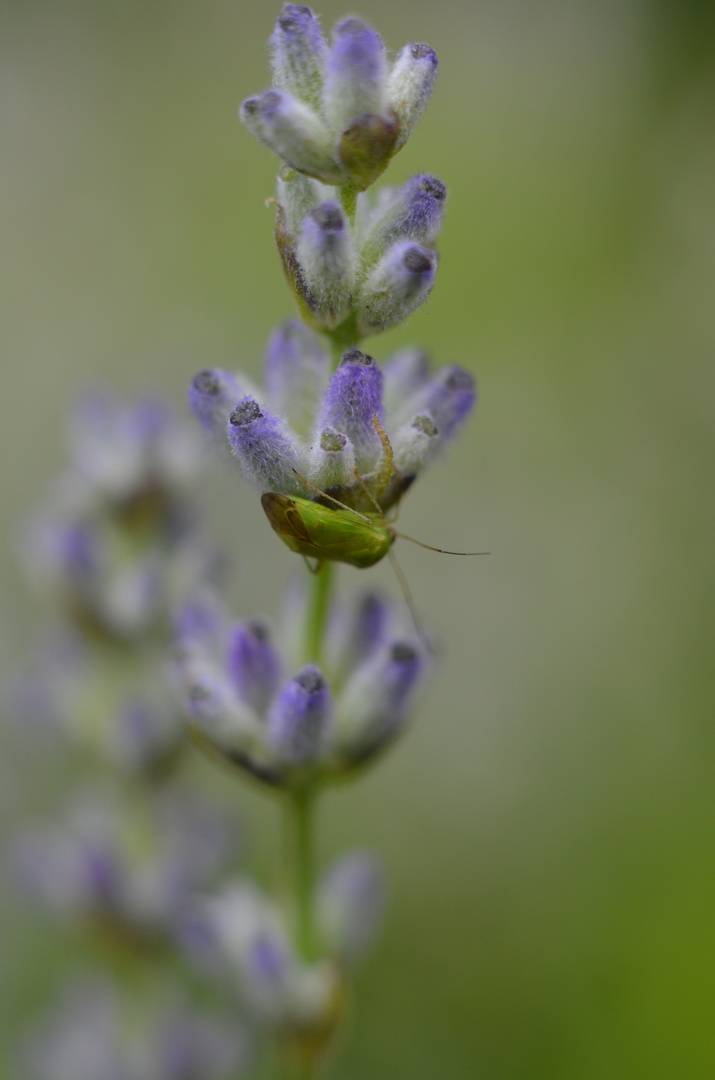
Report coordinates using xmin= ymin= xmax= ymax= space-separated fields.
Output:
xmin=296 ymin=202 xmax=357 ymax=326
xmin=226 ymin=619 xmax=282 ymax=714
xmin=349 ymin=591 xmax=390 ymax=660
xmin=240 ymin=90 xmax=342 ymax=184
xmin=20 ymin=980 xmax=127 ymax=1080
xmin=373 ymin=174 xmax=447 ymax=249
xmin=392 ymin=413 xmax=440 ymax=476
xmin=264 ymin=320 xmax=328 ymax=439
xmin=115 ymin=699 xmax=179 ymax=773
xmin=182 ymin=661 xmax=231 ymax=726
xmin=174 ymin=591 xmax=226 ymax=650
xmin=249 ymin=932 xmax=290 ymax=982
xmin=50 ymin=521 xmax=99 ymax=585
xmin=308 ymin=426 xmax=356 ymax=489
xmin=323 ymin=18 xmax=388 ymax=134
xmin=412 ymin=365 xmax=476 ymax=443
xmin=155 ymin=1008 xmax=246 ymax=1080
xmin=382 ymin=347 xmax=431 ymax=417
xmin=267 ymin=664 xmax=333 ymax=765
xmin=387 ymin=42 xmax=438 ymax=150
xmin=318 ymin=851 xmax=385 ymax=962
xmin=316 ymin=350 xmax=384 ymax=469
xmin=325 ymin=588 xmax=392 ymax=688
xmin=337 ymin=640 xmax=426 ymax=759
xmin=357 ymin=241 xmax=437 ymax=333
xmin=80 ymin=842 xmax=121 ymax=908
xmin=226 ymin=396 xmax=304 ymax=494
xmin=188 ymin=369 xmax=249 ymax=447
xmin=270 ymin=5 xmax=328 ymax=110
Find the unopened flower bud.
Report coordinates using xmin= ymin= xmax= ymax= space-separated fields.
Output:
xmin=240 ymin=91 xmax=342 ymax=184
xmin=226 ymin=619 xmax=282 ymax=715
xmin=317 ymin=350 xmax=384 ymax=468
xmin=227 ymin=397 xmax=304 ymax=494
xmin=337 ymin=641 xmax=426 ymax=760
xmin=328 ymin=590 xmax=390 ymax=681
xmin=264 ymin=319 xmax=328 ymax=439
xmin=411 ymin=366 xmax=476 ymax=444
xmin=365 ymin=174 xmax=446 ymax=259
xmin=296 ymin=202 xmax=357 ymax=327
xmin=269 ymin=4 xmax=328 ymax=110
xmin=267 ymin=665 xmax=333 ymax=766
xmin=357 ymin=242 xmax=437 ymax=333
xmin=189 ymin=369 xmax=251 ymax=447
xmin=318 ymin=851 xmax=385 ymax=963
xmin=392 ymin=413 xmax=439 ymax=476
xmin=382 ymin=347 xmax=431 ymax=416
xmin=308 ymin=427 xmax=357 ymax=489
xmin=323 ymin=18 xmax=388 ymax=134
xmin=387 ymin=42 xmax=438 ymax=151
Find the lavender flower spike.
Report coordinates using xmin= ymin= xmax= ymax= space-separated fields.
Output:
xmin=316 ymin=349 xmax=384 ymax=470
xmin=227 ymin=396 xmax=305 ymax=494
xmin=267 ymin=665 xmax=333 ymax=766
xmin=241 ymin=9 xmax=437 ymax=187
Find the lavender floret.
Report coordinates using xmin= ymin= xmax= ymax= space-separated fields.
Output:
xmin=411 ymin=365 xmax=477 ymax=444
xmin=316 ymin=350 xmax=384 ymax=469
xmin=227 ymin=619 xmax=282 ymax=714
xmin=269 ymin=4 xmax=328 ymax=109
xmin=227 ymin=396 xmax=304 ymax=494
xmin=323 ymin=18 xmax=388 ymax=133
xmin=357 ymin=241 xmax=438 ymax=332
xmin=264 ymin=319 xmax=328 ymax=438
xmin=267 ymin=664 xmax=333 ymax=766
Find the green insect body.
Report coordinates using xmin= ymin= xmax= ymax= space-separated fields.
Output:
xmin=261 ymin=493 xmax=396 ymax=569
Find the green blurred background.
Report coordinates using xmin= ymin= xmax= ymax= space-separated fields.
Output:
xmin=2 ymin=0 xmax=715 ymax=1076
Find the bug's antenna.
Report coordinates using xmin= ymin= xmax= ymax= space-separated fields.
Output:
xmin=291 ymin=469 xmax=373 ymax=524
xmin=395 ymin=532 xmax=490 ymax=556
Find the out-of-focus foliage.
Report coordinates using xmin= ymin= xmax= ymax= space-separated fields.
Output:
xmin=2 ymin=0 xmax=714 ymax=1077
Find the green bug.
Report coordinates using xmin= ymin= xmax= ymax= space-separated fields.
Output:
xmin=261 ymin=492 xmax=397 ymax=569
xmin=261 ymin=484 xmax=485 ymax=571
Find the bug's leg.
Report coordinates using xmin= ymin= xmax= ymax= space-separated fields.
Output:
xmin=291 ymin=468 xmax=374 ymax=524
xmin=352 ymin=466 xmax=384 ymax=518
xmin=369 ymin=415 xmax=396 ymax=504
xmin=302 ymin=555 xmax=323 ymax=575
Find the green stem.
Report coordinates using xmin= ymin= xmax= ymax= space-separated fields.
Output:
xmin=304 ymin=560 xmax=334 ymax=667
xmin=325 ymin=311 xmax=360 ymax=369
xmin=284 ymin=786 xmax=316 ymax=961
